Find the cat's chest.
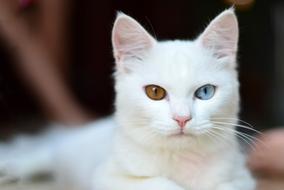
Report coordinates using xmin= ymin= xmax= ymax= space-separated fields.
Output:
xmin=162 ymin=152 xmax=225 ymax=189
xmin=164 ymin=153 xmax=207 ymax=186
xmin=114 ymin=136 xmax=233 ymax=189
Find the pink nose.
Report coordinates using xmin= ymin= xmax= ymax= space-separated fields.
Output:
xmin=173 ymin=115 xmax=191 ymax=129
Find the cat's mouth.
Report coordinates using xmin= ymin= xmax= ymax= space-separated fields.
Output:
xmin=168 ymin=126 xmax=211 ymax=138
xmin=169 ymin=130 xmax=194 ymax=138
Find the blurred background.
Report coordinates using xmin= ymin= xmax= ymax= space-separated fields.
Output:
xmin=0 ymin=0 xmax=282 ymax=136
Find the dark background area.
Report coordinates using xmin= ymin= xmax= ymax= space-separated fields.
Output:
xmin=0 ymin=0 xmax=282 ymax=134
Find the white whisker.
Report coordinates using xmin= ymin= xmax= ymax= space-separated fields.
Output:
xmin=211 ymin=117 xmax=255 ymax=129
xmin=207 ymin=128 xmax=235 ymax=146
xmin=211 ymin=125 xmax=259 ymax=151
xmin=211 ymin=121 xmax=262 ymax=135
xmin=203 ymin=130 xmax=219 ymax=144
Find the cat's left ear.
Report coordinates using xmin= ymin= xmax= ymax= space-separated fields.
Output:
xmin=198 ymin=8 xmax=239 ymax=61
xmin=112 ymin=12 xmax=156 ymax=67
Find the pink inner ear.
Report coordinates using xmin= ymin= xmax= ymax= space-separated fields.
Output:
xmin=112 ymin=14 xmax=155 ymax=63
xmin=200 ymin=10 xmax=238 ymax=59
xmin=202 ymin=31 xmax=237 ymax=59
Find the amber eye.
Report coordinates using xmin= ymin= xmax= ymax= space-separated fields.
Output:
xmin=145 ymin=85 xmax=167 ymax=100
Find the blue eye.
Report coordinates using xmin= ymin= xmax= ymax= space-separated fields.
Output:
xmin=195 ymin=84 xmax=216 ymax=100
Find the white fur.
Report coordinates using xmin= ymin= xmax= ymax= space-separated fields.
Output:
xmin=0 ymin=9 xmax=255 ymax=190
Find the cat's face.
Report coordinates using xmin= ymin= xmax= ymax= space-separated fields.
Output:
xmin=112 ymin=9 xmax=240 ymax=149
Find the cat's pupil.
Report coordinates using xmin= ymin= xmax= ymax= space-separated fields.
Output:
xmin=153 ymin=87 xmax=158 ymax=95
xmin=203 ymin=88 xmax=207 ymax=94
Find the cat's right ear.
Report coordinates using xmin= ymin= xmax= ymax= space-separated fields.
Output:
xmin=112 ymin=13 xmax=156 ymax=70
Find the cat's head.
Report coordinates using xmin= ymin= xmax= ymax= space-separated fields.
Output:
xmin=112 ymin=9 xmax=240 ymax=149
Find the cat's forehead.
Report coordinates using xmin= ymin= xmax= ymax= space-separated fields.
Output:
xmin=141 ymin=40 xmax=218 ymax=85
xmin=149 ymin=40 xmax=213 ymax=69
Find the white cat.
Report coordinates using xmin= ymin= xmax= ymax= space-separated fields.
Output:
xmin=0 ymin=9 xmax=256 ymax=190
